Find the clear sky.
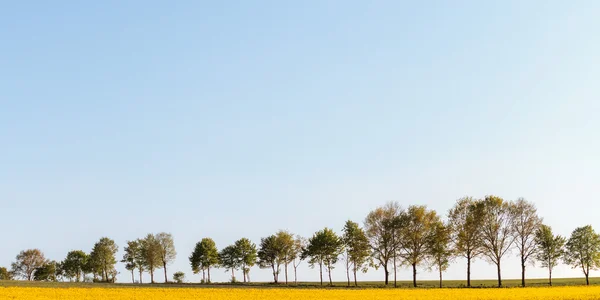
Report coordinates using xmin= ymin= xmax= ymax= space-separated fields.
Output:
xmin=1 ymin=1 xmax=599 ymax=283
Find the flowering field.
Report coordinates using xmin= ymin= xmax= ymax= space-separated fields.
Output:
xmin=2 ymin=286 xmax=600 ymax=300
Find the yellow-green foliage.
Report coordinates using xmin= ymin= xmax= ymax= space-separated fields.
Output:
xmin=3 ymin=287 xmax=600 ymax=300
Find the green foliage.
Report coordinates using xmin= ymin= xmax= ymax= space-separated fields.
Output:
xmin=61 ymin=250 xmax=88 ymax=282
xmin=535 ymin=224 xmax=566 ymax=285
xmin=219 ymin=245 xmax=239 ymax=282
xmin=33 ymin=261 xmax=59 ymax=282
xmin=89 ymin=237 xmax=118 ymax=283
xmin=122 ymin=241 xmax=143 ymax=283
xmin=140 ymin=234 xmax=163 ymax=283
xmin=342 ymin=220 xmax=371 ymax=286
xmin=363 ymin=201 xmax=402 ymax=285
xmin=428 ymin=221 xmax=453 ymax=287
xmin=0 ymin=267 xmax=12 ymax=280
xmin=189 ymin=238 xmax=219 ymax=283
xmin=11 ymin=249 xmax=46 ymax=281
xmin=305 ymin=227 xmax=344 ymax=286
xmin=564 ymin=225 xmax=600 ymax=285
xmin=447 ymin=196 xmax=483 ymax=287
xmin=172 ymin=271 xmax=185 ymax=283
xmin=398 ymin=205 xmax=441 ymax=287
xmin=257 ymin=235 xmax=282 ymax=283
xmin=234 ymin=238 xmax=258 ymax=282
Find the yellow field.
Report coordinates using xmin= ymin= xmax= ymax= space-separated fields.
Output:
xmin=1 ymin=286 xmax=600 ymax=300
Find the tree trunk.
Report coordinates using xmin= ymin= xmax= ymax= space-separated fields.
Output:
xmin=208 ymin=267 xmax=211 ymax=283
xmin=139 ymin=269 xmax=143 ymax=284
xmin=131 ymin=269 xmax=135 ymax=283
xmin=521 ymin=257 xmax=526 ymax=287
xmin=285 ymin=262 xmax=288 ymax=285
xmin=354 ymin=265 xmax=358 ymax=287
xmin=319 ymin=263 xmax=323 ymax=286
xmin=328 ymin=264 xmax=333 ymax=286
xmin=150 ymin=269 xmax=154 ymax=284
xmin=294 ymin=266 xmax=298 ymax=284
xmin=467 ymin=256 xmax=471 ymax=288
xmin=549 ymin=268 xmax=552 ymax=286
xmin=412 ymin=263 xmax=417 ymax=288
xmin=384 ymin=264 xmax=389 ymax=285
xmin=586 ymin=272 xmax=589 ymax=286
xmin=164 ymin=262 xmax=168 ymax=283
xmin=497 ymin=261 xmax=502 ymax=287
xmin=231 ymin=268 xmax=235 ymax=282
xmin=439 ymin=269 xmax=442 ymax=288
xmin=346 ymin=265 xmax=350 ymax=287
xmin=393 ymin=255 xmax=397 ymax=288
xmin=271 ymin=264 xmax=277 ymax=283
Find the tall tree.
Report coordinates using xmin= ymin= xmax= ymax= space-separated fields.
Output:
xmin=479 ymin=196 xmax=515 ymax=287
xmin=219 ymin=245 xmax=239 ymax=282
xmin=11 ymin=249 xmax=46 ymax=281
xmin=364 ymin=201 xmax=402 ymax=285
xmin=140 ymin=234 xmax=162 ymax=283
xmin=33 ymin=260 xmax=58 ymax=281
xmin=275 ymin=230 xmax=295 ymax=285
xmin=510 ymin=198 xmax=542 ymax=287
xmin=398 ymin=205 xmax=440 ymax=288
xmin=427 ymin=221 xmax=453 ymax=288
xmin=447 ymin=196 xmax=483 ymax=287
xmin=305 ymin=227 xmax=344 ymax=286
xmin=156 ymin=232 xmax=177 ymax=283
xmin=342 ymin=220 xmax=371 ymax=287
xmin=564 ymin=225 xmax=600 ymax=285
xmin=62 ymin=250 xmax=88 ymax=282
xmin=189 ymin=238 xmax=219 ymax=283
xmin=89 ymin=237 xmax=119 ymax=283
xmin=234 ymin=238 xmax=258 ymax=283
xmin=291 ymin=235 xmax=307 ymax=284
xmin=122 ymin=240 xmax=143 ymax=283
xmin=257 ymin=235 xmax=282 ymax=283
xmin=534 ymin=224 xmax=565 ymax=286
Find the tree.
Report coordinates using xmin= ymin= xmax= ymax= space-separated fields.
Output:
xmin=11 ymin=249 xmax=46 ymax=281
xmin=62 ymin=250 xmax=88 ymax=282
xmin=305 ymin=227 xmax=344 ymax=286
xmin=173 ymin=271 xmax=185 ymax=283
xmin=428 ymin=221 xmax=453 ymax=288
xmin=234 ymin=238 xmax=257 ymax=283
xmin=89 ymin=237 xmax=119 ymax=283
xmin=364 ymin=201 xmax=402 ymax=285
xmin=510 ymin=198 xmax=542 ymax=287
xmin=534 ymin=224 xmax=565 ymax=286
xmin=342 ymin=220 xmax=371 ymax=287
xmin=189 ymin=238 xmax=219 ymax=283
xmin=275 ymin=231 xmax=295 ymax=285
xmin=33 ymin=260 xmax=58 ymax=281
xmin=479 ymin=196 xmax=515 ymax=287
xmin=219 ymin=245 xmax=239 ymax=282
xmin=0 ymin=267 xmax=12 ymax=280
xmin=564 ymin=225 xmax=600 ymax=285
xmin=447 ymin=196 xmax=484 ymax=287
xmin=398 ymin=205 xmax=440 ymax=288
xmin=156 ymin=232 xmax=177 ymax=283
xmin=291 ymin=235 xmax=307 ymax=284
xmin=257 ymin=235 xmax=282 ymax=283
xmin=122 ymin=240 xmax=143 ymax=283
xmin=140 ymin=234 xmax=163 ymax=283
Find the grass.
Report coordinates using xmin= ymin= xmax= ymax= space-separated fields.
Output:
xmin=1 ymin=277 xmax=599 ymax=289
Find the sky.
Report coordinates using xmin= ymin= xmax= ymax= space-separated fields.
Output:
xmin=1 ymin=0 xmax=599 ymax=284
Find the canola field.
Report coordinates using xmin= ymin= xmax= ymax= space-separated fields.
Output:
xmin=2 ymin=286 xmax=600 ymax=300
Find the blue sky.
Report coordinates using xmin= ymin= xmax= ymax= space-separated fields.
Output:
xmin=1 ymin=1 xmax=599 ymax=283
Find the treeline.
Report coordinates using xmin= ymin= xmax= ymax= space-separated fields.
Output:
xmin=2 ymin=196 xmax=600 ymax=287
